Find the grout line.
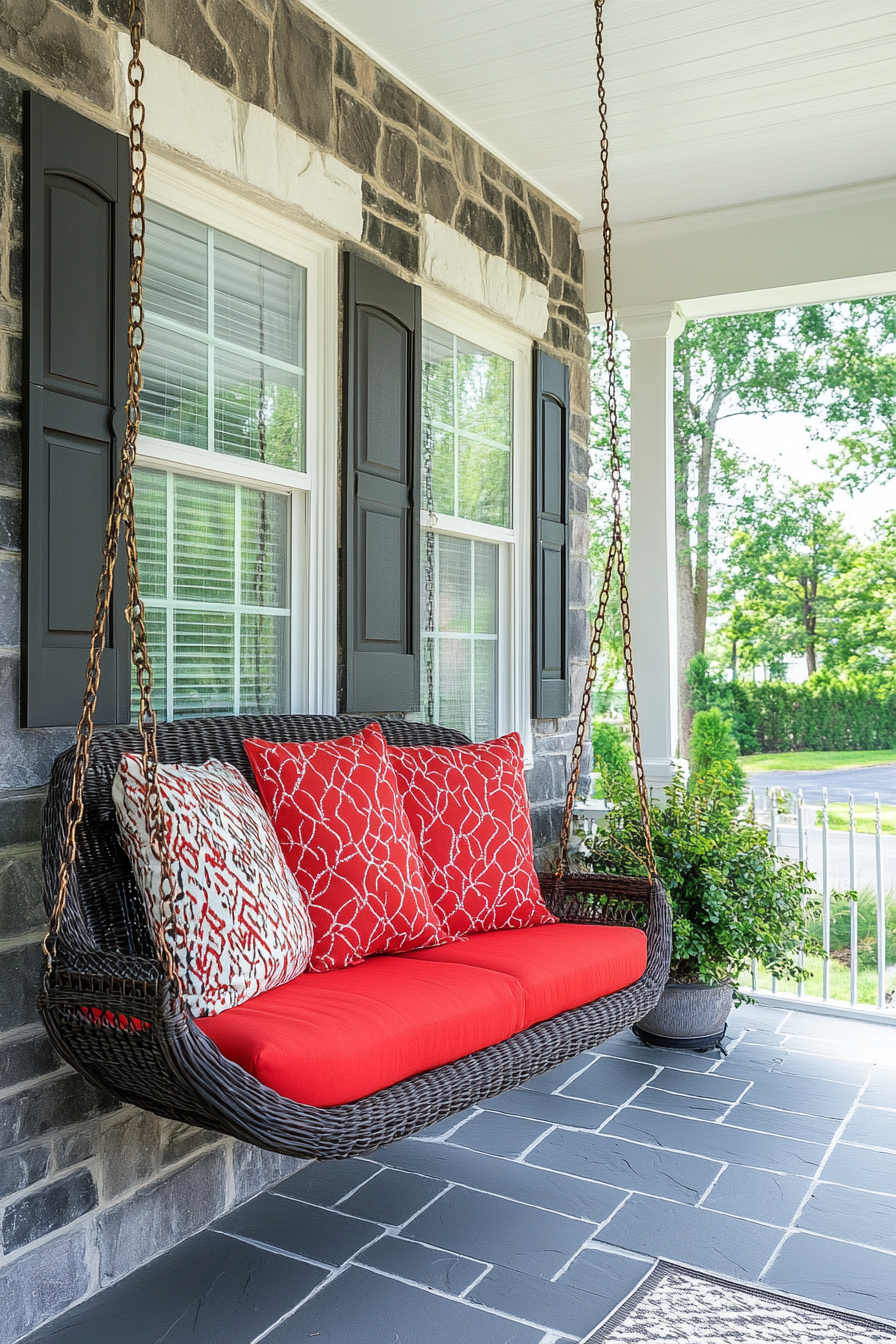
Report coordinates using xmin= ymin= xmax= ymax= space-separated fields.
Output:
xmin=514 ymin=1124 xmax=558 ymax=1161
xmin=337 ymin=1257 xmax=580 ymax=1336
xmin=756 ymin=1070 xmax=875 ymax=1282
xmin=390 ymin=1182 xmax=456 ymax=1234
xmin=418 ymin=1107 xmax=484 ymax=1143
xmin=248 ymin=1262 xmax=349 ymax=1343
xmin=548 ymin=1224 xmax=612 ymax=1284
xmin=694 ymin=1162 xmax=730 ymax=1208
xmin=456 ymin=1261 xmax=496 ymax=1298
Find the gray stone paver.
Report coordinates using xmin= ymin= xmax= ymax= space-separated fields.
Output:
xmin=21 ymin=1006 xmax=896 ymax=1342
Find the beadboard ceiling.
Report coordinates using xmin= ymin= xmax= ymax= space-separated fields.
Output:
xmin=309 ymin=0 xmax=896 ymax=231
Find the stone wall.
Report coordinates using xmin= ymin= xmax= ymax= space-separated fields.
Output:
xmin=0 ymin=3 xmax=592 ymax=1338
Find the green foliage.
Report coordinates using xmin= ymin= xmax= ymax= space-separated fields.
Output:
xmin=689 ymin=656 xmax=896 ymax=754
xmin=689 ymin=708 xmax=745 ymax=795
xmin=579 ymin=763 xmax=821 ymax=993
xmin=820 ymin=887 xmax=896 ymax=971
xmin=592 ymin=721 xmax=634 ymax=801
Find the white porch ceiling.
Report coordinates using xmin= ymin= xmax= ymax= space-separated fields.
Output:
xmin=309 ymin=0 xmax=896 ymax=232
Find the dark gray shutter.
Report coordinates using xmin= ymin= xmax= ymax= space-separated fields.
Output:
xmin=533 ymin=347 xmax=570 ymax=719
xmin=341 ymin=252 xmax=421 ymax=712
xmin=22 ymin=93 xmax=130 ymax=728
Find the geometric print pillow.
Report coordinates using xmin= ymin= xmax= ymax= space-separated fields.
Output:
xmin=388 ymin=732 xmax=557 ymax=941
xmin=243 ymin=723 xmax=445 ymax=972
xmin=112 ymin=755 xmax=314 ymax=1017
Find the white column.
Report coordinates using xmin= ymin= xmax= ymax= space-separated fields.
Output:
xmin=617 ymin=305 xmax=687 ymax=794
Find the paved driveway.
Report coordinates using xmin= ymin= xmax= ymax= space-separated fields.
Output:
xmin=746 ymin=765 xmax=896 ymax=804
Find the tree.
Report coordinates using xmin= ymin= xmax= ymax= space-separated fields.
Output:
xmin=721 ymin=476 xmax=860 ymax=678
xmin=674 ymin=313 xmax=813 ymax=733
xmin=805 ymin=298 xmax=896 ymax=489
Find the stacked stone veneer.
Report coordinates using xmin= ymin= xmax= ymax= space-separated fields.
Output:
xmin=0 ymin=3 xmax=592 ymax=1338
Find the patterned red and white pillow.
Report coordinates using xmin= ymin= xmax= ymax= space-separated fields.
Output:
xmin=244 ymin=723 xmax=444 ymax=972
xmin=112 ymin=755 xmax=314 ymax=1017
xmin=388 ymin=732 xmax=557 ymax=939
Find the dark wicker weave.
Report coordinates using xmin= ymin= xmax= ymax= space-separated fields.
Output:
xmin=39 ymin=713 xmax=671 ymax=1159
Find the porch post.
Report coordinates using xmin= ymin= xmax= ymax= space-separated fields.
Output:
xmin=617 ymin=304 xmax=687 ymax=795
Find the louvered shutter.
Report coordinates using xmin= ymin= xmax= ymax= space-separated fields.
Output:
xmin=341 ymin=253 xmax=421 ymax=712
xmin=23 ymin=93 xmax=130 ymax=727
xmin=532 ymin=348 xmax=570 ymax=719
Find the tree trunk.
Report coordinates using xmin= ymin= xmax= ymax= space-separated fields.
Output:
xmin=693 ymin=429 xmax=714 ymax=654
xmin=676 ymin=514 xmax=697 ymax=755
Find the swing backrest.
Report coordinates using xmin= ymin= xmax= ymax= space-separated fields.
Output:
xmin=43 ymin=714 xmax=471 ymax=960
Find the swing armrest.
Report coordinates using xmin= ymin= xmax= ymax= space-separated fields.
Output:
xmin=538 ymin=871 xmax=659 ymax=931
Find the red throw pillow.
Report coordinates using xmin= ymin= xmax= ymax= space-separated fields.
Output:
xmin=243 ymin=723 xmax=444 ymax=971
xmin=388 ymin=732 xmax=556 ymax=939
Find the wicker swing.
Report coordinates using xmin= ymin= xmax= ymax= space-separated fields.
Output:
xmin=37 ymin=0 xmax=671 ymax=1159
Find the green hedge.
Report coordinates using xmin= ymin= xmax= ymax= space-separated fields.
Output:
xmin=688 ymin=656 xmax=896 ymax=755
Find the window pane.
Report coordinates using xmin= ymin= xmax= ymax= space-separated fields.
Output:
xmin=214 ymin=349 xmax=303 ymax=470
xmin=474 ymin=640 xmax=497 ymax=741
xmin=144 ymin=203 xmax=208 ymax=331
xmin=134 ymin=471 xmax=291 ymax=722
xmin=438 ymin=637 xmax=471 ymax=739
xmin=437 ymin=535 xmax=471 ymax=633
xmin=474 ymin=540 xmax=498 ymax=634
xmin=129 ymin=605 xmax=167 ymax=722
xmin=133 ymin=467 xmax=167 ymax=599
xmin=421 ymin=321 xmax=512 ymax=528
xmin=214 ymin=232 xmax=303 ymax=367
xmin=423 ymin=325 xmax=455 ymax=427
xmin=424 ymin=427 xmax=455 ymax=517
xmin=458 ymin=437 xmax=510 ymax=528
xmin=418 ymin=534 xmax=499 ymax=742
xmin=141 ymin=323 xmax=208 ymax=449
xmin=173 ymin=477 xmax=234 ymax=604
xmin=241 ymin=489 xmax=289 ymax=608
xmin=142 ymin=202 xmax=306 ymax=469
xmin=241 ymin=613 xmax=290 ymax=713
xmin=457 ymin=338 xmax=512 ymax=445
xmin=173 ymin=610 xmax=234 ymax=718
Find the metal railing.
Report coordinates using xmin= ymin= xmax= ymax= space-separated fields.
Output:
xmin=573 ymin=778 xmax=894 ymax=1014
xmin=751 ymin=786 xmax=893 ymax=1013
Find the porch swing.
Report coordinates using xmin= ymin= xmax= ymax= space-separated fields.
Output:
xmin=37 ymin=0 xmax=671 ymax=1159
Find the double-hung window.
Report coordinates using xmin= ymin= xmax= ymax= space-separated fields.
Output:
xmin=134 ymin=168 xmax=335 ymax=720
xmin=418 ymin=299 xmax=530 ymax=748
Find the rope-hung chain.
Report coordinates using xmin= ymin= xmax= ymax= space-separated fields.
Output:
xmin=557 ymin=0 xmax=657 ymax=880
xmin=46 ymin=0 xmax=181 ymax=986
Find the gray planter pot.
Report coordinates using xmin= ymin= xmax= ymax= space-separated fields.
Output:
xmin=635 ymin=980 xmax=734 ymax=1050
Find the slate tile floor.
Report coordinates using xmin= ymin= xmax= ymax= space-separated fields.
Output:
xmin=25 ymin=1002 xmax=896 ymax=1343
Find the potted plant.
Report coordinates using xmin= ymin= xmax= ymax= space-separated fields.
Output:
xmin=578 ymin=755 xmax=822 ymax=1048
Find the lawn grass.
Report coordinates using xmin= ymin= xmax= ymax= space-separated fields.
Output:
xmin=827 ymin=803 xmax=896 ymax=834
xmin=743 ymin=749 xmax=896 ymax=772
xmin=740 ymin=954 xmax=895 ymax=1008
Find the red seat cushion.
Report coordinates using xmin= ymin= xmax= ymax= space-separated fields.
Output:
xmin=403 ymin=923 xmax=648 ymax=1028
xmin=195 ymin=955 xmax=525 ymax=1108
xmin=388 ymin=733 xmax=556 ymax=939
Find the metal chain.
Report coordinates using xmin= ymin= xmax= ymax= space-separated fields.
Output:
xmin=557 ymin=0 xmax=656 ymax=880
xmin=46 ymin=0 xmax=181 ymax=986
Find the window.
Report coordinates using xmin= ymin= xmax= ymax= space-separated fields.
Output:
xmin=418 ymin=304 xmax=530 ymax=748
xmin=134 ymin=169 xmax=336 ymax=721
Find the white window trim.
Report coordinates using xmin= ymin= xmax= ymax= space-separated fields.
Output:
xmin=136 ymin=157 xmax=339 ymax=717
xmin=420 ymin=289 xmax=533 ymax=764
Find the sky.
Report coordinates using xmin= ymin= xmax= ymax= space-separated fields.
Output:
xmin=722 ymin=410 xmax=896 ymax=543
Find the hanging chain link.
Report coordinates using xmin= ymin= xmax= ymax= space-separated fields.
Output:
xmin=45 ymin=0 xmax=181 ymax=986
xmin=557 ymin=0 xmax=656 ymax=880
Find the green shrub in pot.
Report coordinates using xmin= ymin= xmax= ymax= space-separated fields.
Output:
xmin=577 ymin=760 xmax=822 ymax=1003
